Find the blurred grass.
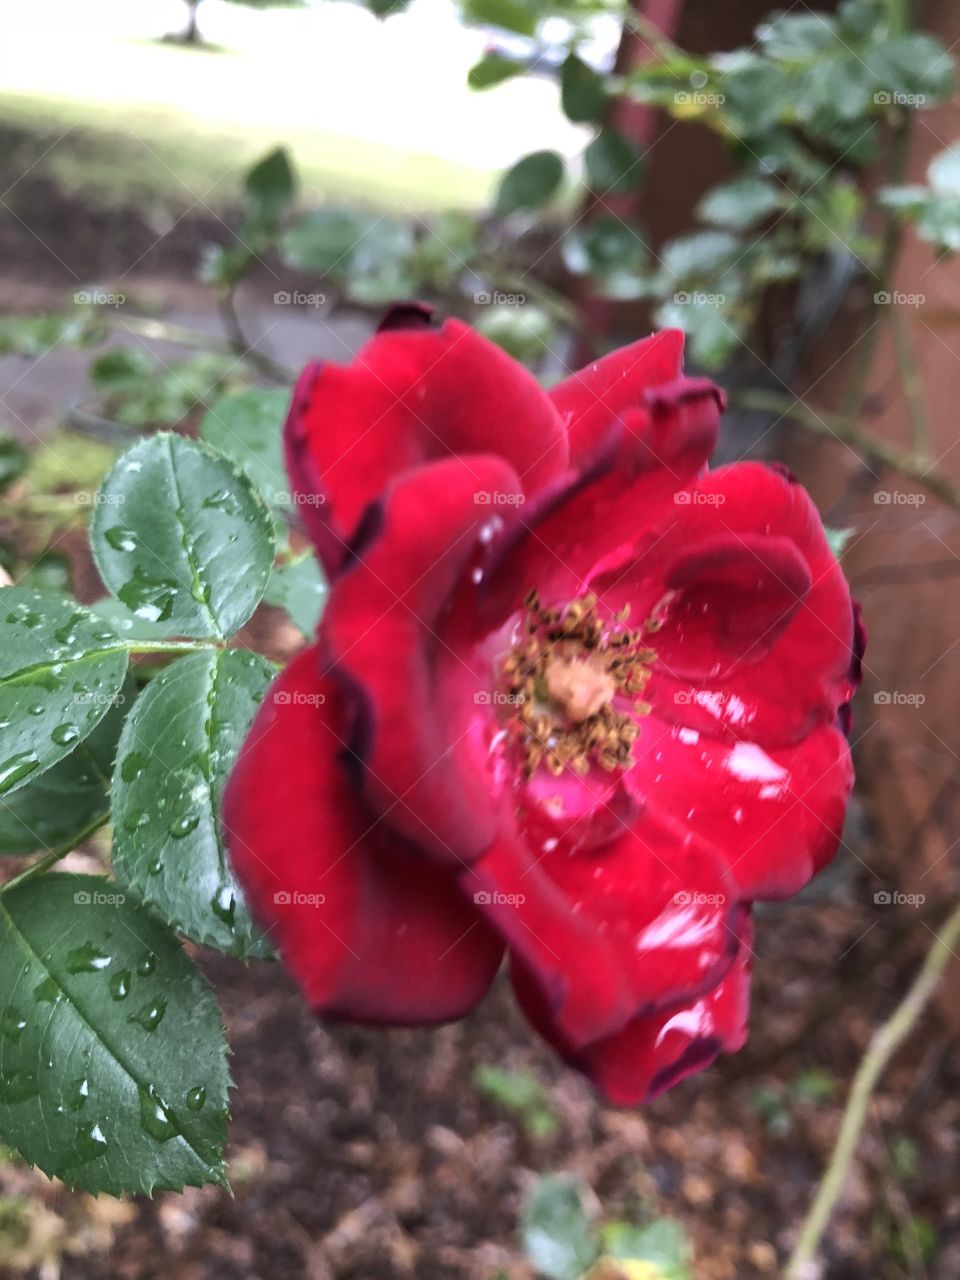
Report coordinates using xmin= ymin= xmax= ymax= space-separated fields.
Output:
xmin=0 ymin=0 xmax=573 ymax=214
xmin=0 ymin=91 xmax=493 ymax=213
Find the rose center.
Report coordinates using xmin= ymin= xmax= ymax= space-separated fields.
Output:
xmin=498 ymin=591 xmax=656 ymax=779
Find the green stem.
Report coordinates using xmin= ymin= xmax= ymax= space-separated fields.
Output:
xmin=733 ymin=389 xmax=960 ymax=511
xmin=784 ymin=899 xmax=960 ymax=1279
xmin=124 ymin=639 xmax=223 ymax=655
xmin=219 ymin=284 xmax=293 ymax=384
xmin=118 ymin=314 xmax=233 ymax=353
xmin=1 ymin=814 xmax=110 ymax=894
xmin=890 ymin=307 xmax=931 ymax=461
xmin=840 ymin=108 xmax=913 ymax=419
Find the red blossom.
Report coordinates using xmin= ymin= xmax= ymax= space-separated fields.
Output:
xmin=224 ymin=307 xmax=861 ymax=1104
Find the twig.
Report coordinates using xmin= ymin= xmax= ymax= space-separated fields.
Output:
xmin=840 ymin=110 xmax=914 ymax=420
xmin=784 ymin=899 xmax=960 ymax=1279
xmin=890 ymin=307 xmax=932 ymax=462
xmin=1 ymin=814 xmax=110 ymax=894
xmin=733 ymin=389 xmax=960 ymax=512
xmin=219 ymin=285 xmax=293 ymax=384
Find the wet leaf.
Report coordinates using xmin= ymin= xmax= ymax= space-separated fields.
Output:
xmin=0 ymin=676 xmax=133 ymax=855
xmin=90 ymin=434 xmax=275 ymax=640
xmin=0 ymin=874 xmax=229 ymax=1194
xmin=111 ymin=649 xmax=274 ymax=958
xmin=0 ymin=589 xmax=128 ymax=798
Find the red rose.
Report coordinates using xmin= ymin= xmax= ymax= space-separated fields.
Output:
xmin=224 ymin=305 xmax=861 ymax=1105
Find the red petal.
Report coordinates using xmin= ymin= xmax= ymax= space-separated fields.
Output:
xmin=623 ymin=719 xmax=854 ymax=900
xmin=285 ymin=317 xmax=568 ymax=568
xmin=222 ymin=648 xmax=504 ymax=1025
xmin=587 ymin=462 xmax=857 ymax=746
xmin=551 ymin=330 xmax=683 ymax=460
xmin=324 ymin=455 xmax=525 ymax=864
xmin=462 ymin=803 xmax=740 ymax=1049
xmin=513 ymin=913 xmax=752 ymax=1105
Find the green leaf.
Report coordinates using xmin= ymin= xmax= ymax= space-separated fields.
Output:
xmin=366 ymin=0 xmax=412 ymax=14
xmin=521 ymin=1175 xmax=599 ymax=1280
xmin=561 ymin=217 xmax=652 ymax=299
xmin=719 ymin=59 xmax=791 ymax=137
xmin=468 ymin=51 xmax=525 ymax=89
xmin=199 ymin=387 xmax=291 ymax=508
xmin=0 ymin=873 xmax=229 ymax=1194
xmin=584 ymin=128 xmax=643 ymax=195
xmin=756 ymin=12 xmax=839 ymax=60
xmin=660 ymin=230 xmax=742 ymax=282
xmin=601 ymin=1219 xmax=692 ymax=1280
xmin=495 ymin=151 xmax=565 ymax=216
xmin=0 ymin=312 xmax=105 ymax=359
xmin=697 ymin=177 xmax=782 ymax=230
xmin=0 ymin=434 xmax=27 ymax=495
xmin=111 ymin=649 xmax=273 ymax=958
xmin=16 ymin=552 xmax=71 ymax=596
xmin=655 ymin=294 xmax=743 ymax=369
xmin=474 ymin=304 xmax=556 ymax=364
xmin=0 ymin=676 xmax=132 ymax=855
xmin=244 ymin=146 xmax=296 ymax=227
xmin=867 ymin=33 xmax=955 ymax=102
xmin=281 ymin=208 xmax=368 ymax=275
xmin=89 ymin=349 xmax=240 ymax=430
xmin=264 ymin=553 xmax=328 ymax=636
xmin=0 ymin=590 xmax=128 ymax=797
xmin=561 ymin=52 xmax=607 ymax=123
xmin=91 ymin=434 xmax=275 ymax=640
xmin=462 ymin=0 xmax=540 ymax=37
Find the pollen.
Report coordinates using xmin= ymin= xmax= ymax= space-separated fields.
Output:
xmin=500 ymin=591 xmax=657 ymax=780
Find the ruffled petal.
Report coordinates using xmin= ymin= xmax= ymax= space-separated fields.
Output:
xmin=285 ymin=314 xmax=569 ymax=570
xmin=461 ymin=802 xmax=740 ymax=1049
xmin=584 ymin=462 xmax=856 ymax=747
xmin=513 ymin=914 xmax=752 ymax=1105
xmin=550 ymin=329 xmax=684 ymax=464
xmin=222 ymin=648 xmax=504 ymax=1025
xmin=623 ymin=719 xmax=854 ymax=900
xmin=324 ymin=455 xmax=526 ymax=864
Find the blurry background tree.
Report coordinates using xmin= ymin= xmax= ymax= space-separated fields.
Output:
xmin=168 ymin=0 xmax=305 ymax=46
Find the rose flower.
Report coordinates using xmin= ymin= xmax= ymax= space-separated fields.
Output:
xmin=223 ymin=305 xmax=862 ymax=1104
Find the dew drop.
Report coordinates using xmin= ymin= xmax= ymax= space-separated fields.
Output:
xmin=123 ymin=809 xmax=150 ymax=832
xmin=185 ymin=1086 xmax=206 ymax=1112
xmin=210 ymin=885 xmax=236 ymax=928
xmin=1 ymin=1007 xmax=27 ymax=1041
xmin=65 ymin=1077 xmax=90 ymax=1112
xmin=138 ymin=1085 xmax=177 ymax=1142
xmin=51 ymin=724 xmax=80 ymax=747
xmin=109 ymin=969 xmax=131 ymax=1001
xmin=0 ymin=1069 xmax=39 ymax=1104
xmin=0 ymin=752 xmax=40 ymax=793
xmin=34 ymin=977 xmax=60 ymax=1004
xmin=66 ymin=944 xmax=112 ymax=974
xmin=117 ymin=568 xmax=178 ymax=623
xmin=128 ymin=996 xmax=167 ymax=1032
xmin=67 ymin=1121 xmax=108 ymax=1165
xmin=104 ymin=526 xmax=137 ymax=552
xmin=120 ymin=752 xmax=148 ymax=783
xmin=169 ymin=813 xmax=200 ymax=840
xmin=137 ymin=952 xmax=157 ymax=977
